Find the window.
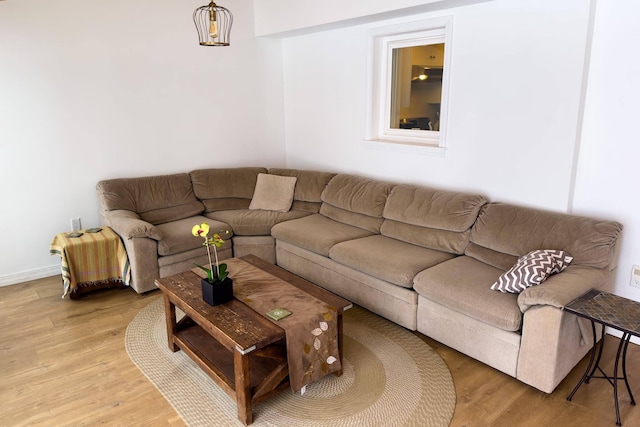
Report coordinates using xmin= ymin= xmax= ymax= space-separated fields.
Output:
xmin=366 ymin=17 xmax=452 ymax=154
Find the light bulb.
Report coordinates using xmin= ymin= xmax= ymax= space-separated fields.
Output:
xmin=208 ymin=9 xmax=218 ymax=39
xmin=209 ymin=20 xmax=218 ymax=39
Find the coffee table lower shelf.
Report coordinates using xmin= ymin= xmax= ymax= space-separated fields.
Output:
xmin=170 ymin=317 xmax=290 ymax=425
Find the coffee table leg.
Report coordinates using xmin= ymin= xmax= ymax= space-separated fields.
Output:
xmin=335 ymin=311 xmax=345 ymax=377
xmin=234 ymin=348 xmax=253 ymax=425
xmin=163 ymin=294 xmax=179 ymax=352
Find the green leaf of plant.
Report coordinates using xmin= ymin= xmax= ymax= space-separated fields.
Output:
xmin=194 ymin=263 xmax=213 ymax=282
xmin=213 ymin=263 xmax=229 ymax=282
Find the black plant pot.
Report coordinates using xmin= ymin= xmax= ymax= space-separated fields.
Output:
xmin=201 ymin=277 xmax=233 ymax=306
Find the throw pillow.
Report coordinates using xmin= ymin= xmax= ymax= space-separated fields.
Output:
xmin=491 ymin=249 xmax=573 ymax=294
xmin=249 ymin=173 xmax=297 ymax=212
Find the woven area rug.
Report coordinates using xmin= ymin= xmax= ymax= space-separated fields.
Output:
xmin=125 ymin=297 xmax=456 ymax=427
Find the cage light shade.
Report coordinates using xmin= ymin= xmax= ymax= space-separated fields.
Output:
xmin=193 ymin=2 xmax=233 ymax=46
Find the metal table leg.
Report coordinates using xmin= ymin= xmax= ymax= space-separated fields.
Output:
xmin=621 ymin=334 xmax=636 ymax=406
xmin=568 ymin=320 xmax=600 ymax=400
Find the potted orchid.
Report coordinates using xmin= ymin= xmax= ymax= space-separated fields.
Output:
xmin=192 ymin=222 xmax=233 ymax=305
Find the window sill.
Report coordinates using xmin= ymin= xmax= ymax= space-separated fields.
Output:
xmin=363 ymin=139 xmax=446 ymax=157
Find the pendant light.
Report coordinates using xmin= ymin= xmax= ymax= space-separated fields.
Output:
xmin=193 ymin=1 xmax=233 ymax=47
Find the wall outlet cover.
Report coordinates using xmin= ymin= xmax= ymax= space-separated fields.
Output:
xmin=71 ymin=217 xmax=82 ymax=231
xmin=631 ymin=265 xmax=640 ymax=289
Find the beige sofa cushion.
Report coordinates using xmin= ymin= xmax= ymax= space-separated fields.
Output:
xmin=249 ymin=173 xmax=297 ymax=212
xmin=271 ymin=214 xmax=373 ymax=257
xmin=190 ymin=167 xmax=267 ymax=212
xmin=97 ymin=173 xmax=204 ymax=225
xmin=329 ymin=235 xmax=456 ymax=288
xmin=319 ymin=174 xmax=395 ymax=233
xmin=268 ymin=168 xmax=336 ymax=212
xmin=206 ymin=209 xmax=311 ymax=236
xmin=413 ymin=256 xmax=522 ymax=332
xmin=381 ymin=184 xmax=487 ymax=254
xmin=467 ymin=203 xmax=623 ymax=270
xmin=156 ymin=216 xmax=232 ymax=257
xmin=139 ymin=201 xmax=205 ymax=225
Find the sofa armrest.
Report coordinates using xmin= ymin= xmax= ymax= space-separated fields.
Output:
xmin=105 ymin=210 xmax=162 ymax=240
xmin=517 ymin=266 xmax=609 ymax=313
xmin=103 ymin=210 xmax=161 ymax=293
xmin=516 ymin=266 xmax=612 ymax=392
xmin=517 ymin=304 xmax=599 ymax=393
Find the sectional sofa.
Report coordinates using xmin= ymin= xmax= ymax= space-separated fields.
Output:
xmin=96 ymin=167 xmax=622 ymax=394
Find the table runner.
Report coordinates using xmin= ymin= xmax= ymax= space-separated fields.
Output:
xmin=50 ymin=227 xmax=130 ymax=297
xmin=225 ymin=258 xmax=342 ymax=393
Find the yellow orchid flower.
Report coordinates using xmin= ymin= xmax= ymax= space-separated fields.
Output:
xmin=191 ymin=222 xmax=229 ymax=283
xmin=209 ymin=233 xmax=225 ymax=248
xmin=192 ymin=222 xmax=210 ymax=238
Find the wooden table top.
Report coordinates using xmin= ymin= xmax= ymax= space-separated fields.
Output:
xmin=154 ymin=255 xmax=351 ymax=354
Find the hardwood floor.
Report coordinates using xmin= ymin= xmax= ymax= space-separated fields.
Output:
xmin=1 ymin=275 xmax=639 ymax=426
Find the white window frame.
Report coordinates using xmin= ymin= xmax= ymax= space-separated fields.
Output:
xmin=365 ymin=16 xmax=453 ymax=155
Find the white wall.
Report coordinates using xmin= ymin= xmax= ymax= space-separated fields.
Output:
xmin=0 ymin=0 xmax=285 ymax=284
xmin=253 ymin=0 xmax=453 ymax=37
xmin=573 ymin=0 xmax=640 ymax=303
xmin=281 ymin=0 xmax=590 ymax=210
xmin=276 ymin=0 xmax=640 ymax=305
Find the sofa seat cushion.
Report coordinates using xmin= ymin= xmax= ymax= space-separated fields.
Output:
xmin=155 ymin=216 xmax=232 ymax=257
xmin=413 ymin=256 xmax=522 ymax=332
xmin=329 ymin=235 xmax=456 ymax=288
xmin=206 ymin=209 xmax=311 ymax=236
xmin=271 ymin=214 xmax=373 ymax=257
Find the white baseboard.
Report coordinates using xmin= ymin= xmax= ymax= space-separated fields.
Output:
xmin=0 ymin=265 xmax=61 ymax=287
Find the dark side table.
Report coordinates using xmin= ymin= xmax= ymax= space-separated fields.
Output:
xmin=564 ymin=289 xmax=640 ymax=426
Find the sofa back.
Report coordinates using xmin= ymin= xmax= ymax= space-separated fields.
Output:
xmin=190 ymin=167 xmax=267 ymax=212
xmin=319 ymin=174 xmax=395 ymax=233
xmin=466 ymin=203 xmax=623 ymax=271
xmin=268 ymin=168 xmax=336 ymax=213
xmin=96 ymin=173 xmax=204 ymax=225
xmin=381 ymin=184 xmax=488 ymax=254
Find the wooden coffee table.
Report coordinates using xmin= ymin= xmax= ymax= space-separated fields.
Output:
xmin=155 ymin=255 xmax=352 ymax=425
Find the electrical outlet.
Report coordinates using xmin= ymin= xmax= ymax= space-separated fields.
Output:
xmin=631 ymin=265 xmax=640 ymax=288
xmin=71 ymin=217 xmax=82 ymax=231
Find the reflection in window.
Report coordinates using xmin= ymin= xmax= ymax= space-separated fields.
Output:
xmin=391 ymin=44 xmax=444 ymax=132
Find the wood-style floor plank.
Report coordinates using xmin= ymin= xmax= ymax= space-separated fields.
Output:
xmin=0 ymin=276 xmax=184 ymax=427
xmin=1 ymin=275 xmax=639 ymax=426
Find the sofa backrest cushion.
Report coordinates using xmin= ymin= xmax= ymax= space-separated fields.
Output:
xmin=268 ymin=168 xmax=336 ymax=213
xmin=96 ymin=173 xmax=204 ymax=225
xmin=190 ymin=167 xmax=267 ymax=212
xmin=467 ymin=203 xmax=623 ymax=271
xmin=381 ymin=184 xmax=488 ymax=254
xmin=319 ymin=174 xmax=395 ymax=233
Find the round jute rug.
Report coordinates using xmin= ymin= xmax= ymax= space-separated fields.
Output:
xmin=125 ymin=297 xmax=456 ymax=427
